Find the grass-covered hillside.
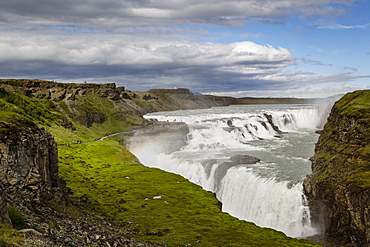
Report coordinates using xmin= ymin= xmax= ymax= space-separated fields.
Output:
xmin=0 ymin=80 xmax=318 ymax=246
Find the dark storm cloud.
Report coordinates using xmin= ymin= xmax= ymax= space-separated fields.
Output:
xmin=0 ymin=0 xmax=358 ymax=27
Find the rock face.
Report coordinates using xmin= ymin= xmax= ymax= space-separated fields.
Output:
xmin=303 ymin=90 xmax=370 ymax=246
xmin=0 ymin=114 xmax=68 ymax=231
xmin=0 ymin=80 xmax=126 ymax=102
xmin=0 ymin=184 xmax=11 ymax=226
xmin=0 ymin=115 xmax=59 ymax=190
xmin=148 ymin=88 xmax=193 ymax=95
xmin=0 ymin=115 xmax=70 ymax=227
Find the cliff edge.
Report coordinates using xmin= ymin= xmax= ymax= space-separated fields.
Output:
xmin=304 ymin=90 xmax=370 ymax=246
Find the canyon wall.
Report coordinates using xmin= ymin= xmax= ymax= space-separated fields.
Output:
xmin=0 ymin=113 xmax=69 ymax=207
xmin=304 ymin=90 xmax=370 ymax=246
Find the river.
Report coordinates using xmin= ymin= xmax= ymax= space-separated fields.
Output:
xmin=128 ymin=102 xmax=335 ymax=238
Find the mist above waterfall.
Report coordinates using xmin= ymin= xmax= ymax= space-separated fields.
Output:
xmin=128 ymin=103 xmax=332 ymax=238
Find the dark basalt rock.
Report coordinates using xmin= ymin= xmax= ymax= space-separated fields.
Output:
xmin=229 ymin=154 xmax=261 ymax=164
xmin=0 ymin=184 xmax=11 ymax=227
xmin=212 ymin=155 xmax=260 ymax=191
xmin=0 ymin=116 xmax=60 ymax=189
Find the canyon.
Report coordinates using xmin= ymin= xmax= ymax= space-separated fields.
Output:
xmin=0 ymin=79 xmax=369 ymax=246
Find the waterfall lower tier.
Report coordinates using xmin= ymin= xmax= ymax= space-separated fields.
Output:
xmin=131 ymin=149 xmax=317 ymax=238
xmin=217 ymin=166 xmax=317 ymax=237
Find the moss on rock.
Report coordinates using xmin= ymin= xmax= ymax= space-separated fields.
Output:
xmin=304 ymin=90 xmax=370 ymax=246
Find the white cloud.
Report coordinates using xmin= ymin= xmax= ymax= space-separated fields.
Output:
xmin=1 ymin=27 xmax=367 ymax=96
xmin=317 ymin=23 xmax=370 ymax=29
xmin=0 ymin=32 xmax=293 ymax=68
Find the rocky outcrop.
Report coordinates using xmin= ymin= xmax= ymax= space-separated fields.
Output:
xmin=0 ymin=80 xmax=127 ymax=101
xmin=0 ymin=184 xmax=11 ymax=226
xmin=148 ymin=88 xmax=193 ymax=95
xmin=0 ymin=114 xmax=67 ymax=235
xmin=213 ymin=155 xmax=260 ymax=191
xmin=0 ymin=115 xmax=60 ymax=190
xmin=303 ymin=90 xmax=370 ymax=246
xmin=0 ymin=80 xmax=233 ymax=127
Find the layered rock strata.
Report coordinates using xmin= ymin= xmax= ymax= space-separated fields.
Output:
xmin=0 ymin=116 xmax=59 ymax=190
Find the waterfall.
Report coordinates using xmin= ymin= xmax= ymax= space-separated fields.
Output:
xmin=217 ymin=166 xmax=317 ymax=237
xmin=129 ymin=104 xmax=331 ymax=238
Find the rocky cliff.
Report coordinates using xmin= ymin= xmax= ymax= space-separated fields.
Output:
xmin=0 ymin=115 xmax=60 ymax=190
xmin=0 ymin=184 xmax=11 ymax=227
xmin=304 ymin=90 xmax=370 ymax=246
xmin=0 ymin=80 xmax=234 ymax=127
xmin=0 ymin=114 xmax=69 ymax=225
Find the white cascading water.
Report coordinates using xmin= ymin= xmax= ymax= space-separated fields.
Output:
xmin=128 ymin=101 xmax=336 ymax=238
xmin=218 ymin=167 xmax=315 ymax=237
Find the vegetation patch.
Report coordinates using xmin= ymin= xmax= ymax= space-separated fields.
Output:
xmin=0 ymin=223 xmax=25 ymax=247
xmin=335 ymin=90 xmax=370 ymax=118
xmin=58 ymin=137 xmax=317 ymax=246
xmin=7 ymin=206 xmax=27 ymax=230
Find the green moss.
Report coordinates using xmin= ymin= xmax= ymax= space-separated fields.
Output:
xmin=350 ymin=171 xmax=370 ymax=188
xmin=335 ymin=90 xmax=370 ymax=118
xmin=8 ymin=206 xmax=27 ymax=230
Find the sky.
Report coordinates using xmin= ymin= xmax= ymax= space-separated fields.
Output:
xmin=0 ymin=0 xmax=370 ymax=98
